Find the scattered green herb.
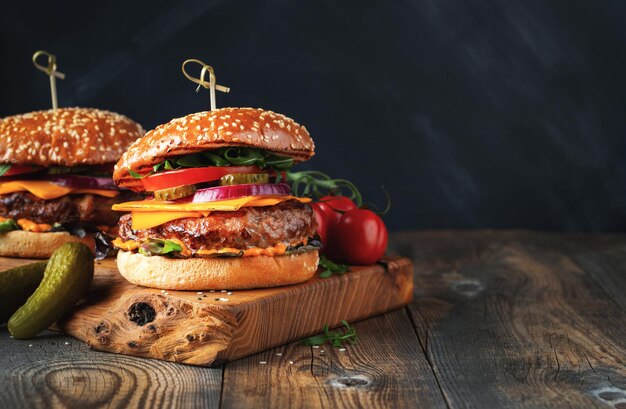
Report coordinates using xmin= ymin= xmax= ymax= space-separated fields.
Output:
xmin=286 ymin=170 xmax=363 ymax=207
xmin=318 ymin=255 xmax=348 ymax=278
xmin=301 ymin=320 xmax=358 ymax=348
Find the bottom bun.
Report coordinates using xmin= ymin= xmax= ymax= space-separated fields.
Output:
xmin=116 ymin=250 xmax=320 ymax=290
xmin=0 ymin=230 xmax=94 ymax=259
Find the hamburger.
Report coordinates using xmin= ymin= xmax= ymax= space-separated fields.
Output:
xmin=111 ymin=107 xmax=320 ymax=290
xmin=0 ymin=107 xmax=144 ymax=258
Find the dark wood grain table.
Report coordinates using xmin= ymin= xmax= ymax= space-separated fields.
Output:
xmin=1 ymin=230 xmax=625 ymax=408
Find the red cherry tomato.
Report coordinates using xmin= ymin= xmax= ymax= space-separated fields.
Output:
xmin=333 ymin=209 xmax=388 ymax=265
xmin=311 ymin=196 xmax=358 ymax=252
xmin=310 ymin=202 xmax=331 ymax=248
xmin=319 ymin=195 xmax=358 ymax=216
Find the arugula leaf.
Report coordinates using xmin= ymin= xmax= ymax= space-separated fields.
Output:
xmin=94 ymin=231 xmax=117 ymax=260
xmin=0 ymin=219 xmax=19 ymax=233
xmin=215 ymin=250 xmax=244 ymax=258
xmin=49 ymin=222 xmax=98 ymax=238
xmin=285 ymin=238 xmax=322 ymax=255
xmin=265 ymin=154 xmax=293 ymax=170
xmin=318 ymin=255 xmax=349 ymax=278
xmin=0 ymin=164 xmax=11 ymax=177
xmin=138 ymin=239 xmax=183 ymax=256
xmin=202 ymin=152 xmax=230 ymax=167
xmin=175 ymin=153 xmax=211 ymax=168
xmin=128 ymin=168 xmax=146 ymax=179
xmin=163 ymin=160 xmax=175 ymax=170
xmin=301 ymin=320 xmax=358 ymax=348
xmin=153 ymin=148 xmax=294 ymax=173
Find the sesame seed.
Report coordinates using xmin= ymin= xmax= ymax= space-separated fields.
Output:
xmin=276 ymin=353 xmax=283 ymax=356
xmin=259 ymin=361 xmax=267 ymax=365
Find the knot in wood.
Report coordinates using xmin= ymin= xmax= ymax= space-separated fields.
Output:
xmin=128 ymin=302 xmax=156 ymax=326
xmin=334 ymin=377 xmax=369 ymax=387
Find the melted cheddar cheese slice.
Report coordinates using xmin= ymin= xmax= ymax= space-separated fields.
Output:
xmin=0 ymin=180 xmax=119 ymax=200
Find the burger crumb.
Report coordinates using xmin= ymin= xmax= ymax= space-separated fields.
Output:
xmin=289 ymin=361 xmax=294 ymax=365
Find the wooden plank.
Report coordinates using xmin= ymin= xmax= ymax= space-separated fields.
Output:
xmin=391 ymin=230 xmax=626 ymax=409
xmin=220 ymin=308 xmax=447 ymax=409
xmin=0 ymin=256 xmax=413 ymax=367
xmin=0 ymin=329 xmax=222 ymax=409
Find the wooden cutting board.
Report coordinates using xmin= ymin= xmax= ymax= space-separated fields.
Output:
xmin=0 ymin=256 xmax=413 ymax=367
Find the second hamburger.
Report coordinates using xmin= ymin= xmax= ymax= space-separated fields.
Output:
xmin=111 ymin=107 xmax=320 ymax=290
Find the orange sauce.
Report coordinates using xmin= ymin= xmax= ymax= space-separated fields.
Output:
xmin=17 ymin=218 xmax=52 ymax=232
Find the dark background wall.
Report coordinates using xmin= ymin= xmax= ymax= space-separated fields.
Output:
xmin=1 ymin=0 xmax=625 ymax=232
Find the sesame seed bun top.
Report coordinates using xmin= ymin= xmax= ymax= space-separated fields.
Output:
xmin=0 ymin=107 xmax=145 ymax=167
xmin=113 ymin=107 xmax=315 ymax=191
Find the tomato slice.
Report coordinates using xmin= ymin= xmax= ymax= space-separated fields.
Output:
xmin=1 ymin=165 xmax=43 ymax=177
xmin=140 ymin=166 xmax=263 ymax=191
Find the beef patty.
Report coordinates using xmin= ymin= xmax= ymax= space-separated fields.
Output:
xmin=118 ymin=200 xmax=316 ymax=252
xmin=0 ymin=191 xmax=139 ymax=226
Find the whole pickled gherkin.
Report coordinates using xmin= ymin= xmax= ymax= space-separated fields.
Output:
xmin=0 ymin=261 xmax=47 ymax=323
xmin=153 ymin=184 xmax=197 ymax=201
xmin=220 ymin=173 xmax=269 ymax=186
xmin=8 ymin=243 xmax=94 ymax=339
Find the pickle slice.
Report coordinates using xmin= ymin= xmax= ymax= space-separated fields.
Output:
xmin=153 ymin=184 xmax=197 ymax=201
xmin=220 ymin=173 xmax=270 ymax=186
xmin=8 ymin=243 xmax=94 ymax=339
xmin=0 ymin=261 xmax=47 ymax=323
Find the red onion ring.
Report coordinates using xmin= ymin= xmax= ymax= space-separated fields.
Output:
xmin=41 ymin=175 xmax=117 ymax=190
xmin=191 ymin=183 xmax=291 ymax=203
